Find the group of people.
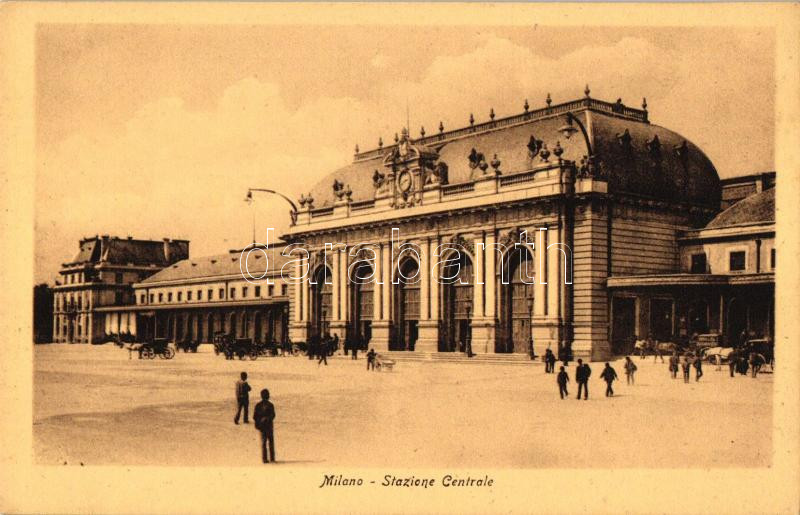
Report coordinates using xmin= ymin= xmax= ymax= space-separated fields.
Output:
xmin=555 ymin=356 xmax=638 ymax=400
xmin=727 ymin=349 xmax=767 ymax=378
xmin=307 ymin=332 xmax=339 ymax=365
xmin=667 ymin=352 xmax=704 ymax=382
xmin=234 ymin=372 xmax=276 ymax=463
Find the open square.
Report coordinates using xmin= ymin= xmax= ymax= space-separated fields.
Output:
xmin=34 ymin=345 xmax=772 ymax=468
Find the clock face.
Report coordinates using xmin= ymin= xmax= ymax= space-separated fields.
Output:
xmin=398 ymin=171 xmax=412 ymax=192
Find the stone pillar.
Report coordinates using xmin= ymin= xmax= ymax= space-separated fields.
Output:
xmin=330 ymin=246 xmax=348 ymax=343
xmin=534 ymin=229 xmax=546 ymax=317
xmin=420 ymin=240 xmax=430 ymax=320
xmin=289 ymin=252 xmax=309 ymax=343
xmin=472 ymin=233 xmax=495 ymax=354
xmin=485 ymin=232 xmax=497 ymax=320
xmin=371 ymin=243 xmax=391 ymax=351
xmin=531 ymin=226 xmax=559 ymax=357
xmin=331 ymin=249 xmax=340 ymax=320
xmin=417 ymin=238 xmax=438 ymax=352
xmin=430 ymin=237 xmax=440 ymax=322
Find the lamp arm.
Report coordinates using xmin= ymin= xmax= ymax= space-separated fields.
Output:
xmin=248 ymin=188 xmax=299 ymax=213
xmin=567 ymin=112 xmax=594 ymax=157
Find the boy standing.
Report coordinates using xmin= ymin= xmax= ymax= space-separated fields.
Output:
xmin=234 ymin=371 xmax=252 ymax=425
xmin=253 ymin=389 xmax=276 ymax=463
xmin=623 ymin=356 xmax=637 ymax=385
xmin=366 ymin=348 xmax=376 ymax=371
xmin=557 ymin=366 xmax=569 ymax=399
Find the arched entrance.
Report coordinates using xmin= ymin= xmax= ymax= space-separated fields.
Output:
xmin=349 ymin=261 xmax=374 ymax=350
xmin=311 ymin=265 xmax=333 ymax=338
xmin=500 ymin=247 xmax=535 ymax=354
xmin=196 ymin=313 xmax=204 ymax=342
xmin=254 ymin=312 xmax=263 ymax=343
xmin=207 ymin=313 xmax=216 ymax=339
xmin=393 ymin=258 xmax=420 ymax=351
xmin=440 ymin=252 xmax=473 ymax=352
xmin=228 ymin=312 xmax=237 ymax=337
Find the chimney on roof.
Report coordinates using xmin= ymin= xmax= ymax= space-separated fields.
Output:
xmin=163 ymin=238 xmax=172 ymax=263
xmin=99 ymin=235 xmax=110 ymax=260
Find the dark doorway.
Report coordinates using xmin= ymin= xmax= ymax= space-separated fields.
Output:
xmin=393 ymin=258 xmax=420 ymax=351
xmin=440 ymin=252 xmax=473 ymax=352
xmin=611 ymin=296 xmax=636 ymax=355
xmin=500 ymin=247 xmax=535 ymax=353
xmin=650 ymin=298 xmax=674 ymax=341
xmin=350 ymin=262 xmax=374 ymax=350
xmin=311 ymin=266 xmax=333 ymax=338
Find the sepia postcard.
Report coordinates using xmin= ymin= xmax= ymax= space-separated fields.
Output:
xmin=1 ymin=2 xmax=799 ymax=514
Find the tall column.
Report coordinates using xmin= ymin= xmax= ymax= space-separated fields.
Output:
xmin=534 ymin=229 xmax=546 ymax=316
xmin=485 ymin=231 xmax=497 ymax=320
xmin=373 ymin=245 xmax=383 ymax=321
xmin=430 ymin=238 xmax=440 ymax=321
xmin=420 ymin=239 xmax=430 ymax=321
xmin=382 ymin=243 xmax=391 ymax=321
xmin=472 ymin=233 xmax=496 ymax=354
xmin=302 ymin=253 xmax=310 ymax=323
xmin=331 ymin=249 xmax=340 ymax=320
xmin=371 ymin=243 xmax=392 ymax=351
xmin=293 ymin=258 xmax=302 ymax=322
xmin=416 ymin=238 xmax=439 ymax=352
xmin=547 ymin=227 xmax=561 ymax=317
xmin=473 ymin=234 xmax=485 ymax=319
xmin=330 ymin=246 xmax=348 ymax=343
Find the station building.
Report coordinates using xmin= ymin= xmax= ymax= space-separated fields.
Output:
xmin=52 ymin=236 xmax=188 ymax=343
xmin=97 ymin=243 xmax=292 ymax=345
xmin=282 ymin=93 xmax=724 ymax=360
xmin=57 ymin=93 xmax=776 ymax=361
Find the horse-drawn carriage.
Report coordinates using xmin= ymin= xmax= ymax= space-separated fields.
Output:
xmin=213 ymin=333 xmax=290 ymax=360
xmin=111 ymin=335 xmax=175 ymax=360
xmin=175 ymin=336 xmax=201 ymax=353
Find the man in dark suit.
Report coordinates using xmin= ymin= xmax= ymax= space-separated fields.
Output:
xmin=254 ymin=388 xmax=276 ymax=463
xmin=234 ymin=371 xmax=251 ymax=425
xmin=575 ymin=358 xmax=591 ymax=400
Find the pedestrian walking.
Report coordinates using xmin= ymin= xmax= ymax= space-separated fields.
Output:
xmin=682 ymin=356 xmax=691 ymax=383
xmin=669 ymin=352 xmax=679 ymax=379
xmin=623 ymin=356 xmax=637 ymax=385
xmin=575 ymin=358 xmax=591 ymax=400
xmin=366 ymin=348 xmax=376 ymax=371
xmin=557 ymin=366 xmax=569 ymax=399
xmin=728 ymin=350 xmax=737 ymax=377
xmin=253 ymin=388 xmax=276 ymax=463
xmin=351 ymin=337 xmax=359 ymax=360
xmin=234 ymin=371 xmax=252 ymax=425
xmin=545 ymin=348 xmax=557 ymax=373
xmin=749 ymin=352 xmax=765 ymax=378
xmin=318 ymin=335 xmax=329 ymax=366
xmin=600 ymin=362 xmax=618 ymax=397
xmin=694 ymin=355 xmax=703 ymax=381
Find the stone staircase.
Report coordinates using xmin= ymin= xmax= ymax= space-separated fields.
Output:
xmin=378 ymin=351 xmax=541 ymax=366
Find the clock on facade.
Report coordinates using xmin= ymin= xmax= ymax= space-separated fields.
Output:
xmin=398 ymin=170 xmax=413 ymax=192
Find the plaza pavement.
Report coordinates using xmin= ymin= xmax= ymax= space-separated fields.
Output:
xmin=33 ymin=344 xmax=772 ymax=467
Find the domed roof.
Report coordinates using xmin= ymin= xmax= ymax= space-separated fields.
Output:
xmin=307 ymin=97 xmax=721 ymax=209
xmin=706 ymin=187 xmax=775 ymax=229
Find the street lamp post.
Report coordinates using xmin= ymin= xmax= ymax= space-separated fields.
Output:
xmin=527 ymin=296 xmax=535 ymax=360
xmin=465 ymin=302 xmax=474 ymax=358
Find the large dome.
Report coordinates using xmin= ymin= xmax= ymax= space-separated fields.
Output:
xmin=307 ymin=97 xmax=721 ymax=209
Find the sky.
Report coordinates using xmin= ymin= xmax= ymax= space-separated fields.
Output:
xmin=34 ymin=24 xmax=775 ymax=284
